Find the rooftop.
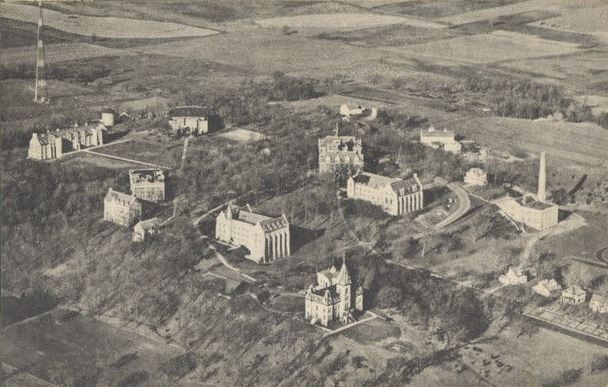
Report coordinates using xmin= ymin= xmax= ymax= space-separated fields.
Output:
xmin=105 ymin=188 xmax=138 ymax=206
xmin=169 ymin=105 xmax=208 ymax=118
xmin=420 ymin=127 xmax=455 ymax=138
xmin=129 ymin=169 xmax=165 ymax=183
xmin=518 ymin=196 xmax=556 ymax=210
xmin=319 ymin=136 xmax=361 ymax=152
xmin=352 ymin=171 xmax=420 ymax=193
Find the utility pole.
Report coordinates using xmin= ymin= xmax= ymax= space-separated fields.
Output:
xmin=34 ymin=1 xmax=48 ymax=103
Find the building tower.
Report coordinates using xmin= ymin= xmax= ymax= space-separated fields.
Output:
xmin=34 ymin=0 xmax=48 ymax=103
xmin=537 ymin=151 xmax=546 ymax=202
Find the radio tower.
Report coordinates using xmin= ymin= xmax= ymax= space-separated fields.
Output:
xmin=34 ymin=0 xmax=48 ymax=103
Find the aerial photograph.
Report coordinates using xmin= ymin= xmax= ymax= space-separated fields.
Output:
xmin=1 ymin=0 xmax=607 ymax=386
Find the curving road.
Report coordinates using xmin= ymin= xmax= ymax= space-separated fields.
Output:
xmin=432 ymin=182 xmax=471 ymax=231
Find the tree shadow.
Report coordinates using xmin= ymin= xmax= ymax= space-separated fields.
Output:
xmin=424 ymin=186 xmax=449 ymax=207
xmin=558 ymin=208 xmax=572 ymax=222
xmin=290 ymin=225 xmax=325 ymax=253
xmin=104 ymin=130 xmax=129 ymax=143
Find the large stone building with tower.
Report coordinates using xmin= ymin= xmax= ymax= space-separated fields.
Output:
xmin=318 ymin=135 xmax=364 ymax=173
xmin=129 ymin=169 xmax=166 ymax=203
xmin=215 ymin=203 xmax=290 ymax=264
xmin=28 ymin=124 xmax=105 ymax=160
xmin=497 ymin=151 xmax=558 ymax=231
xmin=305 ymin=260 xmax=364 ymax=327
xmin=104 ymin=188 xmax=142 ymax=227
xmin=347 ymin=171 xmax=423 ymax=215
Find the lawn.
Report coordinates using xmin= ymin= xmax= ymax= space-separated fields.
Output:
xmin=0 ymin=2 xmax=218 ymax=39
xmin=1 ymin=309 xmax=184 ymax=386
xmin=92 ymin=138 xmax=179 ymax=169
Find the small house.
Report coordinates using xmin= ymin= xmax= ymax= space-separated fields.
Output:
xmin=532 ymin=279 xmax=561 ymax=297
xmin=560 ymin=285 xmax=587 ymax=305
xmin=133 ymin=218 xmax=160 ymax=242
xmin=589 ymin=294 xmax=608 ymax=314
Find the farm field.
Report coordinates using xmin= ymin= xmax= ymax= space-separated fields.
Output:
xmin=388 ymin=30 xmax=581 ymax=64
xmin=1 ymin=309 xmax=184 ymax=386
xmin=529 ymin=4 xmax=608 ymax=33
xmin=0 ymin=43 xmax=132 ymax=66
xmin=373 ymin=0 xmax=524 ymax=18
xmin=0 ymin=2 xmax=219 ymax=39
xmin=316 ymin=24 xmax=460 ymax=47
xmin=448 ymin=117 xmax=608 ymax=168
xmin=436 ymin=0 xmax=602 ymax=25
xmin=133 ymin=31 xmax=377 ymax=75
xmin=256 ymin=12 xmax=447 ymax=31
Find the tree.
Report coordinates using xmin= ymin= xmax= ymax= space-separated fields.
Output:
xmin=375 ymin=286 xmax=402 ymax=309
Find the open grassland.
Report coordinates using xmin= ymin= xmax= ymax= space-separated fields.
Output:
xmin=449 ymin=117 xmax=608 ymax=168
xmin=256 ymin=12 xmax=447 ymax=31
xmin=1 ymin=43 xmax=132 ymax=66
xmin=316 ymin=23 xmax=459 ymax=46
xmin=493 ymin=50 xmax=608 ymax=87
xmin=92 ymin=137 xmax=180 ymax=169
xmin=374 ymin=0 xmax=524 ymax=19
xmin=530 ymin=4 xmax=608 ymax=33
xmin=1 ymin=309 xmax=183 ymax=386
xmin=437 ymin=0 xmax=604 ymax=25
xmin=388 ymin=30 xmax=581 ymax=64
xmin=0 ymin=2 xmax=218 ymax=39
xmin=133 ymin=31 xmax=376 ymax=74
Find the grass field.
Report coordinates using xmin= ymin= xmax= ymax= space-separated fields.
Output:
xmin=1 ymin=309 xmax=183 ymax=386
xmin=374 ymin=0 xmax=524 ymax=19
xmin=448 ymin=116 xmax=608 ymax=168
xmin=92 ymin=138 xmax=179 ymax=169
xmin=530 ymin=4 xmax=608 ymax=33
xmin=390 ymin=30 xmax=581 ymax=64
xmin=256 ymin=12 xmax=447 ymax=31
xmin=0 ymin=2 xmax=218 ymax=39
xmin=1 ymin=42 xmax=132 ymax=66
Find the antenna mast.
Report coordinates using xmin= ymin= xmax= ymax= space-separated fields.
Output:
xmin=34 ymin=0 xmax=48 ymax=103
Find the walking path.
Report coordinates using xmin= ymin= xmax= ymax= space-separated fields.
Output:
xmin=179 ymin=136 xmax=190 ymax=173
xmin=204 ymin=238 xmax=257 ymax=283
xmin=84 ymin=149 xmax=170 ymax=169
xmin=321 ymin=311 xmax=379 ymax=338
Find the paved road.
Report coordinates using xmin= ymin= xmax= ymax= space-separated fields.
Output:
xmin=432 ymin=181 xmax=471 ymax=231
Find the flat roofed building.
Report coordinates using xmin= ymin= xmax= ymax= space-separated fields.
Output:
xmin=420 ymin=126 xmax=461 ymax=153
xmin=168 ymin=105 xmax=208 ymax=134
xmin=498 ymin=195 xmax=558 ymax=231
xmin=318 ymin=135 xmax=364 ymax=173
xmin=465 ymin=167 xmax=487 ymax=186
xmin=305 ymin=261 xmax=363 ymax=327
xmin=215 ymin=203 xmax=290 ymax=264
xmin=28 ymin=124 xmax=105 ymax=160
xmin=561 ymin=285 xmax=587 ymax=305
xmin=104 ymin=188 xmax=142 ymax=227
xmin=129 ymin=169 xmax=165 ymax=203
xmin=347 ymin=171 xmax=423 ymax=216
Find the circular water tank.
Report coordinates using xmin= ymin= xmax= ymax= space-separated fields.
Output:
xmin=101 ymin=111 xmax=115 ymax=127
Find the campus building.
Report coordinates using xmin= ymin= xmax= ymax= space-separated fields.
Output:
xmin=561 ymin=285 xmax=587 ymax=305
xmin=532 ymin=279 xmax=562 ymax=297
xmin=419 ymin=126 xmax=461 ymax=153
xmin=133 ymin=218 xmax=160 ymax=242
xmin=168 ymin=106 xmax=208 ymax=134
xmin=104 ymin=188 xmax=142 ymax=227
xmin=318 ymin=135 xmax=364 ymax=173
xmin=497 ymin=152 xmax=559 ymax=231
xmin=346 ymin=171 xmax=423 ymax=216
xmin=28 ymin=124 xmax=105 ymax=160
xmin=305 ymin=260 xmax=363 ymax=327
xmin=129 ymin=169 xmax=166 ymax=203
xmin=215 ymin=203 xmax=290 ymax=264
xmin=464 ymin=167 xmax=488 ymax=186
xmin=589 ymin=294 xmax=608 ymax=314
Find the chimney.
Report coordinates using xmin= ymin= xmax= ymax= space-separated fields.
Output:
xmin=537 ymin=151 xmax=546 ymax=202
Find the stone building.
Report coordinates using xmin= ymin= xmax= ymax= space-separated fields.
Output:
xmin=168 ymin=106 xmax=208 ymax=134
xmin=318 ymin=135 xmax=364 ymax=173
xmin=133 ymin=218 xmax=160 ymax=242
xmin=28 ymin=124 xmax=105 ymax=160
xmin=497 ymin=152 xmax=558 ymax=231
xmin=347 ymin=171 xmax=423 ymax=216
xmin=420 ymin=126 xmax=461 ymax=153
xmin=498 ymin=266 xmax=530 ymax=285
xmin=464 ymin=167 xmax=488 ymax=186
xmin=589 ymin=294 xmax=608 ymax=314
xmin=104 ymin=188 xmax=142 ymax=227
xmin=129 ymin=169 xmax=165 ymax=203
xmin=215 ymin=203 xmax=290 ymax=264
xmin=305 ymin=260 xmax=363 ymax=327
xmin=532 ymin=279 xmax=562 ymax=297
xmin=560 ymin=285 xmax=587 ymax=305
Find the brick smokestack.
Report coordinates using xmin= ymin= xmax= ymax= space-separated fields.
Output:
xmin=537 ymin=151 xmax=546 ymax=202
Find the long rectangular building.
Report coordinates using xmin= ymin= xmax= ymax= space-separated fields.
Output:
xmin=28 ymin=124 xmax=105 ymax=160
xmin=347 ymin=171 xmax=423 ymax=215
xmin=215 ymin=203 xmax=290 ymax=264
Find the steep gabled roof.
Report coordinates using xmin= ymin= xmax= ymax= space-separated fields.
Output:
xmin=105 ymin=188 xmax=139 ymax=207
xmin=169 ymin=105 xmax=208 ymax=118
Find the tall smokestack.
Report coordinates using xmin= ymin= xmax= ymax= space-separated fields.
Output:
xmin=537 ymin=151 xmax=546 ymax=202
